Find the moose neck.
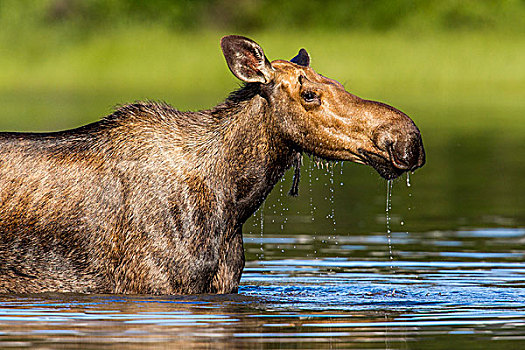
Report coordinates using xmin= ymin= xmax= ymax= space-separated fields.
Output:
xmin=208 ymin=84 xmax=296 ymax=225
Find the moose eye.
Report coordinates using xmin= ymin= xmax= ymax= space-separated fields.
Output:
xmin=301 ymin=90 xmax=318 ymax=103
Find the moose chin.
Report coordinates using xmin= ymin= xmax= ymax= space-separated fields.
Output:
xmin=0 ymin=35 xmax=425 ymax=295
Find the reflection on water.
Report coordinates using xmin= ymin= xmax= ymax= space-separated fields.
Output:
xmin=1 ymin=227 xmax=525 ymax=349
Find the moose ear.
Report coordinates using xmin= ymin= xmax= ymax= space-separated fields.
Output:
xmin=290 ymin=48 xmax=310 ymax=67
xmin=221 ymin=35 xmax=274 ymax=84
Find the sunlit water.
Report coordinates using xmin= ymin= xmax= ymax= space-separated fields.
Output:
xmin=2 ymin=193 xmax=525 ymax=348
xmin=1 ymin=227 xmax=525 ymax=348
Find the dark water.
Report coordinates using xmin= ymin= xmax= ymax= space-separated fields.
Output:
xmin=1 ymin=100 xmax=525 ymax=348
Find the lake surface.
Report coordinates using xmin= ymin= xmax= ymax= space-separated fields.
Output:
xmin=0 ymin=96 xmax=524 ymax=348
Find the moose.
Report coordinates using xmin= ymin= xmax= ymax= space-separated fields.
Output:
xmin=0 ymin=35 xmax=424 ymax=294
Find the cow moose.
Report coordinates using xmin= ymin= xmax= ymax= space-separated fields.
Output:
xmin=0 ymin=35 xmax=425 ymax=294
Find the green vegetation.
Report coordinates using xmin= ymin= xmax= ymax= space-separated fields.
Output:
xmin=0 ymin=0 xmax=524 ymax=133
xmin=3 ymin=0 xmax=525 ymax=34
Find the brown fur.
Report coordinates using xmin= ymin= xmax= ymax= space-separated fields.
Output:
xmin=0 ymin=36 xmax=424 ymax=294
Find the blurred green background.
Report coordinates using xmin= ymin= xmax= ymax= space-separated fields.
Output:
xmin=0 ymin=0 xmax=524 ymax=233
xmin=1 ymin=0 xmax=524 ymax=131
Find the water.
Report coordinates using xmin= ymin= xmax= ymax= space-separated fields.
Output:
xmin=259 ymin=202 xmax=265 ymax=259
xmin=1 ymin=95 xmax=525 ymax=348
xmin=386 ymin=179 xmax=394 ymax=265
xmin=2 ymin=228 xmax=525 ymax=348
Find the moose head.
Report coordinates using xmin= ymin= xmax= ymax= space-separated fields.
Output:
xmin=221 ymin=35 xmax=425 ymax=180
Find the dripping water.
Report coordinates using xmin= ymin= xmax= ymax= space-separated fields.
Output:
xmin=278 ymin=177 xmax=287 ymax=231
xmin=277 ymin=178 xmax=283 ymax=229
xmin=282 ymin=180 xmax=289 ymax=231
xmin=322 ymin=163 xmax=328 ymax=245
xmin=328 ymin=164 xmax=337 ymax=244
xmin=407 ymin=172 xmax=413 ymax=211
xmin=250 ymin=207 xmax=258 ymax=259
xmin=386 ymin=179 xmax=394 ymax=267
xmin=274 ymin=179 xmax=284 ymax=253
xmin=405 ymin=172 xmax=414 ymax=235
xmin=308 ymin=159 xmax=315 ymax=223
xmin=308 ymin=159 xmax=317 ymax=257
xmin=259 ymin=202 xmax=265 ymax=260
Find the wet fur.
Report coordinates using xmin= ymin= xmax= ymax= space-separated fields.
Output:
xmin=0 ymin=35 xmax=424 ymax=295
xmin=0 ymin=84 xmax=295 ymax=294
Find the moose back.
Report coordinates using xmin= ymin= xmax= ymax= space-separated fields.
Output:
xmin=0 ymin=35 xmax=425 ymax=294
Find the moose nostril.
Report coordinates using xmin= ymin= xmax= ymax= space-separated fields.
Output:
xmin=388 ymin=142 xmax=411 ymax=170
xmin=388 ymin=135 xmax=423 ymax=171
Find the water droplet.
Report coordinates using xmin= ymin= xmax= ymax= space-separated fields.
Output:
xmin=308 ymin=160 xmax=315 ymax=223
xmin=406 ymin=172 xmax=414 ymax=235
xmin=259 ymin=202 xmax=265 ymax=259
xmin=386 ymin=180 xmax=394 ymax=268
xmin=329 ymin=165 xmax=336 ymax=233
